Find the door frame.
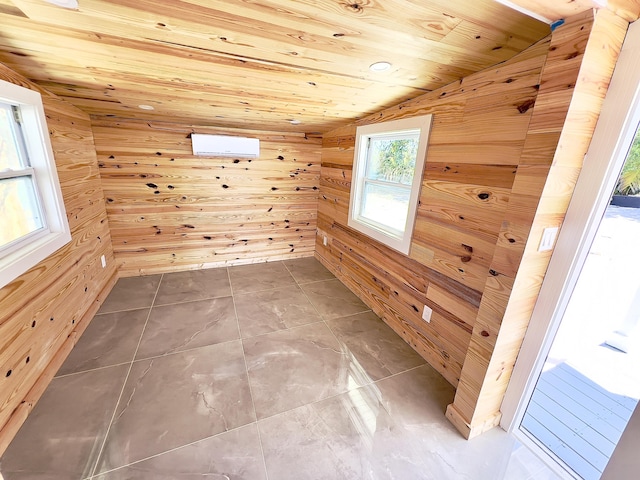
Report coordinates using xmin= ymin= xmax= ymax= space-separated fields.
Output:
xmin=500 ymin=18 xmax=640 ymax=474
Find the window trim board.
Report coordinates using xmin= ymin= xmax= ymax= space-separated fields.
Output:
xmin=0 ymin=79 xmax=71 ymax=290
xmin=347 ymin=114 xmax=432 ymax=255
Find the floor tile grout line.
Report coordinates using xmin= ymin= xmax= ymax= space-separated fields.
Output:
xmin=152 ymin=293 xmax=234 ymax=309
xmin=233 ymin=261 xmax=332 ymax=339
xmin=91 ymin=421 xmax=260 ymax=477
xmin=369 ymin=364 xmax=436 ymax=425
xmin=253 ymin=362 xmax=431 ymax=426
xmin=91 ymin=260 xmax=402 ymax=476
xmin=263 ymin=261 xmax=389 ymax=425
xmin=253 ymin=258 xmax=430 ymax=425
xmin=255 ymin=380 xmax=370 ymax=424
xmin=283 ymin=260 xmax=331 ymax=323
xmin=323 ymin=308 xmax=375 ymax=324
xmin=297 ymin=287 xmax=372 ymax=323
xmin=239 ymin=319 xmax=327 ymax=341
xmin=88 ymin=273 xmax=165 ymax=478
xmin=285 ymin=263 xmax=415 ymax=387
xmin=295 ymin=277 xmax=339 ymax=286
xmin=373 ymin=362 xmax=428 ymax=385
xmin=285 ymin=262 xmax=355 ymax=382
xmin=228 ymin=267 xmax=271 ymax=480
xmin=95 ymin=305 xmax=153 ymax=316
xmin=21 ymin=259 xmax=448 ymax=479
xmin=287 ymin=262 xmax=372 ymax=332
xmin=79 ymin=265 xmax=349 ymax=375
xmin=128 ymin=335 xmax=243 ymax=363
xmin=232 ymin=282 xmax=299 ymax=296
xmin=233 ymin=282 xmax=304 ymax=299
xmin=53 ymin=360 xmax=135 ymax=380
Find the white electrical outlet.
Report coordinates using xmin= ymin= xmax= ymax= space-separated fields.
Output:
xmin=323 ymin=235 xmax=328 ymax=246
xmin=539 ymin=226 xmax=559 ymax=252
xmin=100 ymin=255 xmax=106 ymax=268
xmin=422 ymin=305 xmax=432 ymax=323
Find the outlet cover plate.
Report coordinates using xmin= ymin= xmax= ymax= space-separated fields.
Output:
xmin=422 ymin=305 xmax=432 ymax=323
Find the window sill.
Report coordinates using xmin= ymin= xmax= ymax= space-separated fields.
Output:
xmin=0 ymin=230 xmax=71 ymax=289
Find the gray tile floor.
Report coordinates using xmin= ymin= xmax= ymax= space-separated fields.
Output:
xmin=0 ymin=257 xmax=557 ymax=479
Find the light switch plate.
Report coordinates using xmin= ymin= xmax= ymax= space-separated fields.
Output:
xmin=539 ymin=227 xmax=559 ymax=252
xmin=100 ymin=254 xmax=107 ymax=268
xmin=422 ymin=305 xmax=432 ymax=323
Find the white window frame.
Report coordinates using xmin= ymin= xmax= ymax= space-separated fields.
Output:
xmin=0 ymin=79 xmax=71 ymax=289
xmin=348 ymin=115 xmax=432 ymax=255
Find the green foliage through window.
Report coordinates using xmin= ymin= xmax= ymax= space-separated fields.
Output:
xmin=373 ymin=138 xmax=418 ymax=185
xmin=615 ymin=128 xmax=640 ymax=196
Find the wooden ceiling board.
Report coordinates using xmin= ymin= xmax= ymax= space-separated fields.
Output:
xmin=0 ymin=1 xmax=490 ymax=83
xmin=0 ymin=0 xmax=551 ymax=133
xmin=608 ymin=0 xmax=640 ymax=21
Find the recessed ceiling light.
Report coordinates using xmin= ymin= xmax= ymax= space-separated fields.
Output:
xmin=138 ymin=104 xmax=155 ymax=110
xmin=289 ymin=119 xmax=301 ymax=125
xmin=369 ymin=61 xmax=391 ymax=72
xmin=44 ymin=0 xmax=79 ymax=8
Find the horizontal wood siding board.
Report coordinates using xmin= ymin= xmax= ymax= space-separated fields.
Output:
xmin=424 ymin=163 xmax=518 ymax=189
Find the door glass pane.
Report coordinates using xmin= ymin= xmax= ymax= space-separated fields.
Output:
xmin=0 ymin=103 xmax=27 ymax=171
xmin=520 ymin=125 xmax=640 ymax=480
xmin=360 ymin=182 xmax=410 ymax=233
xmin=0 ymin=176 xmax=44 ymax=247
xmin=366 ymin=133 xmax=419 ymax=185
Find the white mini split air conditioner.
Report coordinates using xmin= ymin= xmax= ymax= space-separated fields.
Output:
xmin=191 ymin=134 xmax=260 ymax=158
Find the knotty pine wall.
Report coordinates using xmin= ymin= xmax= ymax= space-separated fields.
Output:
xmin=317 ymin=9 xmax=629 ymax=439
xmin=317 ymin=36 xmax=550 ymax=388
xmin=0 ymin=64 xmax=116 ymax=454
xmin=448 ymin=9 xmax=628 ymax=438
xmin=91 ymin=118 xmax=322 ymax=276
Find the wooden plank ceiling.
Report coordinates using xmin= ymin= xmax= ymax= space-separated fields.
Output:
xmin=0 ymin=0 xmax=549 ymax=133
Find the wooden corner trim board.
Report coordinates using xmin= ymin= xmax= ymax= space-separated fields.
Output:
xmin=446 ymin=8 xmax=629 ymax=437
xmin=0 ymin=271 xmax=118 ymax=457
xmin=446 ymin=403 xmax=502 ymax=439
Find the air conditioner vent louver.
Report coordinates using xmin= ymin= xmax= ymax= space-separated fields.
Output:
xmin=191 ymin=134 xmax=260 ymax=158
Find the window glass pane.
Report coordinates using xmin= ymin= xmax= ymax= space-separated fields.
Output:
xmin=360 ymin=181 xmax=410 ymax=233
xmin=0 ymin=103 xmax=26 ymax=171
xmin=0 ymin=176 xmax=44 ymax=247
xmin=366 ymin=134 xmax=419 ymax=186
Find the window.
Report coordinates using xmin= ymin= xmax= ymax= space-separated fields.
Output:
xmin=0 ymin=79 xmax=70 ymax=289
xmin=348 ymin=115 xmax=432 ymax=254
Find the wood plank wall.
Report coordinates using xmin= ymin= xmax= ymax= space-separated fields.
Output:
xmin=317 ymin=36 xmax=550 ymax=388
xmin=317 ymin=8 xmax=630 ymax=439
xmin=447 ymin=8 xmax=629 ymax=438
xmin=91 ymin=118 xmax=322 ymax=276
xmin=0 ymin=64 xmax=116 ymax=454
